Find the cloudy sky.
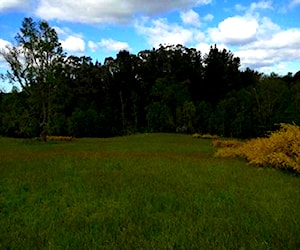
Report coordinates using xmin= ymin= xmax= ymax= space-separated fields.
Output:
xmin=0 ymin=0 xmax=300 ymax=91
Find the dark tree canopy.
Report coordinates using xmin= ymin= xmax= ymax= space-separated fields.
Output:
xmin=1 ymin=18 xmax=299 ymax=139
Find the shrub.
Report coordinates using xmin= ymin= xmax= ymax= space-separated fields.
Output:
xmin=46 ymin=136 xmax=73 ymax=142
xmin=193 ymin=133 xmax=219 ymax=139
xmin=214 ymin=123 xmax=300 ymax=173
xmin=212 ymin=139 xmax=242 ymax=148
xmin=201 ymin=134 xmax=219 ymax=139
xmin=192 ymin=133 xmax=201 ymax=138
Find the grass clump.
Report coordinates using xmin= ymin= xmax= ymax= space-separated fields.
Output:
xmin=214 ymin=123 xmax=300 ymax=173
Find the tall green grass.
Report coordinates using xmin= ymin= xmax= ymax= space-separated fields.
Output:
xmin=0 ymin=134 xmax=299 ymax=249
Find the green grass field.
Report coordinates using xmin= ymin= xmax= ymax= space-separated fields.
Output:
xmin=0 ymin=134 xmax=299 ymax=249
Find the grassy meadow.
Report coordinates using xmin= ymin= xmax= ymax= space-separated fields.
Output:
xmin=0 ymin=134 xmax=299 ymax=249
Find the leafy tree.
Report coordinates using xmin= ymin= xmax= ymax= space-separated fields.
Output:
xmin=181 ymin=101 xmax=196 ymax=133
xmin=203 ymin=45 xmax=240 ymax=104
xmin=293 ymin=70 xmax=300 ymax=82
xmin=252 ymin=75 xmax=289 ymax=135
xmin=0 ymin=17 xmax=65 ymax=139
xmin=239 ymin=67 xmax=262 ymax=88
xmin=212 ymin=88 xmax=256 ymax=138
xmin=195 ymin=101 xmax=213 ymax=134
xmin=147 ymin=77 xmax=175 ymax=132
xmin=147 ymin=77 xmax=190 ymax=132
xmin=287 ymin=81 xmax=300 ymax=125
xmin=113 ymin=50 xmax=139 ymax=133
xmin=0 ymin=89 xmax=39 ymax=137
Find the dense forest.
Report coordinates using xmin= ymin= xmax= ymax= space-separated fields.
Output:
xmin=1 ymin=18 xmax=300 ymax=139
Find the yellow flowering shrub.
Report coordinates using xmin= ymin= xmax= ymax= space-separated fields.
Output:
xmin=46 ymin=136 xmax=73 ymax=142
xmin=193 ymin=133 xmax=219 ymax=139
xmin=192 ymin=133 xmax=202 ymax=138
xmin=201 ymin=134 xmax=219 ymax=139
xmin=214 ymin=123 xmax=300 ymax=173
xmin=212 ymin=139 xmax=242 ymax=148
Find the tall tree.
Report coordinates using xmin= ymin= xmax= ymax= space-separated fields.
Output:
xmin=108 ymin=50 xmax=141 ymax=134
xmin=0 ymin=17 xmax=65 ymax=139
xmin=203 ymin=45 xmax=240 ymax=104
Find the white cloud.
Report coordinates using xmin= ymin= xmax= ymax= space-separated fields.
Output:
xmin=35 ymin=0 xmax=212 ymax=24
xmin=235 ymin=47 xmax=298 ymax=73
xmin=180 ymin=10 xmax=201 ymax=27
xmin=249 ymin=0 xmax=273 ymax=12
xmin=88 ymin=41 xmax=98 ymax=52
xmin=60 ymin=36 xmax=85 ymax=53
xmin=196 ymin=42 xmax=228 ymax=56
xmin=0 ymin=38 xmax=12 ymax=65
xmin=256 ymin=17 xmax=280 ymax=39
xmin=208 ymin=16 xmax=259 ymax=45
xmin=88 ymin=39 xmax=131 ymax=53
xmin=0 ymin=0 xmax=31 ymax=12
xmin=220 ymin=1 xmax=299 ymax=72
xmin=235 ymin=49 xmax=276 ymax=66
xmin=251 ymin=28 xmax=300 ymax=49
xmin=203 ymin=14 xmax=214 ymax=22
xmin=53 ymin=26 xmax=71 ymax=37
xmin=235 ymin=0 xmax=273 ymax=13
xmin=195 ymin=43 xmax=212 ymax=56
xmin=234 ymin=4 xmax=247 ymax=12
xmin=135 ymin=18 xmax=204 ymax=48
xmin=0 ymin=38 xmax=11 ymax=49
xmin=98 ymin=39 xmax=131 ymax=52
xmin=53 ymin=26 xmax=86 ymax=54
xmin=198 ymin=0 xmax=300 ymax=73
xmin=234 ymin=27 xmax=300 ymax=71
xmin=0 ymin=38 xmax=12 ymax=92
xmin=289 ymin=0 xmax=300 ymax=8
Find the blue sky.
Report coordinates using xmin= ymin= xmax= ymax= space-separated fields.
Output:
xmin=0 ymin=0 xmax=300 ymax=91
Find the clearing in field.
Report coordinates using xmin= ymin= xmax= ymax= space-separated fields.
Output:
xmin=0 ymin=133 xmax=299 ymax=249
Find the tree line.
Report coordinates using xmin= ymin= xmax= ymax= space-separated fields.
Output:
xmin=1 ymin=18 xmax=300 ymax=139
